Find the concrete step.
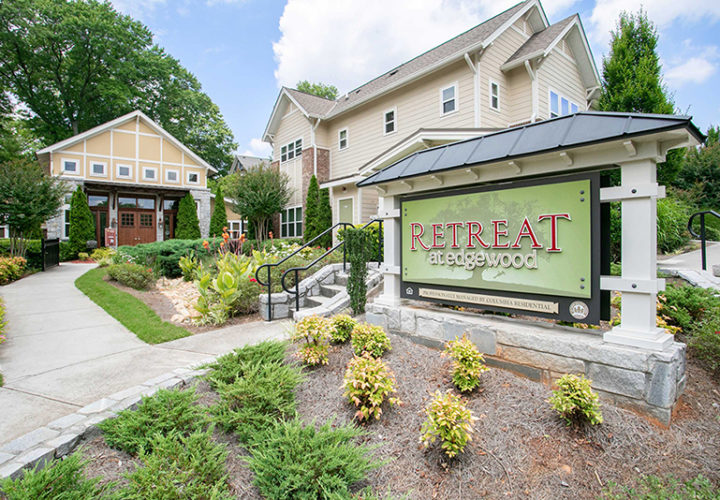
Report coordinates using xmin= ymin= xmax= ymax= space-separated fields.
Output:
xmin=335 ymin=273 xmax=348 ymax=286
xmin=304 ymin=294 xmax=334 ymax=308
xmin=320 ymin=284 xmax=345 ymax=297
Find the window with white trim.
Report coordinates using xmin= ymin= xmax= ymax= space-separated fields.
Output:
xmin=549 ymin=90 xmax=580 ymax=118
xmin=338 ymin=128 xmax=348 ymax=150
xmin=280 ymin=205 xmax=302 ymax=238
xmin=62 ymin=159 xmax=78 ymax=174
xmin=280 ymin=138 xmax=302 ymax=162
xmin=166 ymin=169 xmax=179 ymax=183
xmin=440 ymin=84 xmax=457 ymax=115
xmin=383 ymin=109 xmax=396 ymax=135
xmin=489 ymin=81 xmax=500 ymax=111
xmin=228 ymin=220 xmax=246 ymax=239
xmin=187 ymin=171 xmax=199 ymax=184
xmin=142 ymin=166 xmax=157 ymax=181
xmin=116 ymin=164 xmax=132 ymax=179
xmin=0 ymin=225 xmax=8 ymax=238
xmin=90 ymin=161 xmax=106 ymax=177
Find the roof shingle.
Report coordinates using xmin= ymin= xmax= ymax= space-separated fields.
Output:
xmin=504 ymin=14 xmax=576 ymax=67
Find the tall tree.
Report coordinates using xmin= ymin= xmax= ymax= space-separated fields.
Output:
xmin=210 ymin=185 xmax=229 ymax=237
xmin=676 ymin=126 xmax=720 ymax=209
xmin=296 ymin=80 xmax=338 ymax=100
xmin=304 ymin=175 xmax=320 ymax=243
xmin=0 ymin=0 xmax=237 ymax=174
xmin=176 ymin=193 xmax=201 ymax=240
xmin=68 ymin=186 xmax=95 ymax=256
xmin=0 ymin=158 xmax=67 ymax=257
xmin=597 ymin=10 xmax=682 ymax=184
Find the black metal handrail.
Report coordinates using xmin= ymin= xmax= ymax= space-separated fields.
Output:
xmin=687 ymin=210 xmax=720 ymax=271
xmin=255 ymin=221 xmax=353 ymax=320
xmin=280 ymin=219 xmax=383 ymax=313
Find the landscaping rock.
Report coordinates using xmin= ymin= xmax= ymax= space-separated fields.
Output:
xmin=15 ymin=447 xmax=55 ymax=469
xmin=46 ymin=433 xmax=81 ymax=458
xmin=587 ymin=363 xmax=646 ymax=399
xmin=1 ymin=427 xmax=59 ymax=455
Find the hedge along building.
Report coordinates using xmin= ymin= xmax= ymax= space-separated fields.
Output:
xmin=36 ymin=110 xmax=219 ymax=246
xmin=361 ymin=111 xmax=704 ymax=424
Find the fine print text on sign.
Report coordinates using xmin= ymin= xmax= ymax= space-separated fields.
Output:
xmin=400 ymin=174 xmax=602 ymax=323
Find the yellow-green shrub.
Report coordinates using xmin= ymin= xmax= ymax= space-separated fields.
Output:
xmin=0 ymin=256 xmax=26 ymax=284
xmin=342 ymin=354 xmax=399 ymax=421
xmin=548 ymin=374 xmax=603 ymax=426
xmin=420 ymin=391 xmax=476 ymax=458
xmin=330 ymin=314 xmax=358 ymax=343
xmin=351 ymin=323 xmax=391 ymax=357
xmin=291 ymin=315 xmax=332 ymax=366
xmin=107 ymin=262 xmax=154 ymax=290
xmin=444 ymin=334 xmax=489 ymax=392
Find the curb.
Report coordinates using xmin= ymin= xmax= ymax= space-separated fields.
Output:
xmin=0 ymin=359 xmax=216 ymax=481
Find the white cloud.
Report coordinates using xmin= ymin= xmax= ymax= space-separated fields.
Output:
xmin=665 ymin=57 xmax=717 ymax=86
xmin=588 ymin=0 xmax=720 ymax=49
xmin=272 ymin=0 xmax=579 ymax=93
xmin=110 ymin=0 xmax=167 ymax=20
xmin=242 ymin=138 xmax=272 ymax=158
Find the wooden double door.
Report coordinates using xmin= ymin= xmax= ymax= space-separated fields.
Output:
xmin=118 ymin=195 xmax=157 ymax=246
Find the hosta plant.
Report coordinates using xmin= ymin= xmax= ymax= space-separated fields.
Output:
xmin=420 ymin=391 xmax=476 ymax=458
xmin=548 ymin=374 xmax=603 ymax=426
xmin=330 ymin=314 xmax=358 ymax=343
xmin=444 ymin=334 xmax=489 ymax=392
xmin=351 ymin=323 xmax=391 ymax=358
xmin=342 ymin=354 xmax=400 ymax=421
xmin=291 ymin=315 xmax=332 ymax=366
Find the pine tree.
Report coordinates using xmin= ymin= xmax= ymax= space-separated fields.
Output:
xmin=316 ymin=188 xmax=333 ymax=248
xmin=304 ymin=175 xmax=320 ymax=243
xmin=175 ymin=193 xmax=201 ymax=239
xmin=598 ymin=10 xmax=683 ymax=185
xmin=209 ymin=185 xmax=229 ymax=237
xmin=68 ymin=186 xmax=95 ymax=255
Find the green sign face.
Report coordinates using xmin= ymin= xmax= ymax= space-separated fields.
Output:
xmin=401 ymin=176 xmax=595 ymax=313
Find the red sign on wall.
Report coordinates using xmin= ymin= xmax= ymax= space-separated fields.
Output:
xmin=105 ymin=227 xmax=117 ymax=248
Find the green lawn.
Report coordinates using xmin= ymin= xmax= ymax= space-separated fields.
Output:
xmin=75 ymin=268 xmax=190 ymax=344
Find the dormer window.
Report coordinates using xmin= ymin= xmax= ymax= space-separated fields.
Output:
xmin=440 ymin=84 xmax=457 ymax=115
xmin=338 ymin=128 xmax=348 ymax=150
xmin=384 ymin=108 xmax=396 ymax=135
xmin=489 ymin=81 xmax=500 ymax=111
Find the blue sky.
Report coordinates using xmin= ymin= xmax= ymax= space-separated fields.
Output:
xmin=111 ymin=0 xmax=720 ymax=157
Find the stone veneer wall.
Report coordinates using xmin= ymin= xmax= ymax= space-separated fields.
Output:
xmin=366 ymin=302 xmax=686 ymax=425
xmin=190 ymin=189 xmax=211 ymax=238
xmin=46 ymin=179 xmax=85 ymax=240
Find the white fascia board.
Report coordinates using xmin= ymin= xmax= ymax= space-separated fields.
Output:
xmin=37 ymin=110 xmax=142 ymax=154
xmin=571 ymin=17 xmax=602 ymax=87
xmin=262 ymin=88 xmax=317 ymax=143
xmin=320 ymin=175 xmax=366 ymax=189
xmin=541 ymin=17 xmax=578 ymax=58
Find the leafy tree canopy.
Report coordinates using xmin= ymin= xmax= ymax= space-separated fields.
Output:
xmin=296 ymin=80 xmax=338 ymax=100
xmin=0 ymin=0 xmax=237 ymax=174
xmin=676 ymin=126 xmax=720 ymax=209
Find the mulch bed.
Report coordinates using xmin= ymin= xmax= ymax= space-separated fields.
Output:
xmin=77 ymin=333 xmax=720 ymax=499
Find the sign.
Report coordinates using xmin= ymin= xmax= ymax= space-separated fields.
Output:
xmin=401 ymin=173 xmax=607 ymax=323
xmin=105 ymin=227 xmax=117 ymax=248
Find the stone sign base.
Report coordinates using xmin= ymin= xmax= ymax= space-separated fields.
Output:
xmin=366 ymin=301 xmax=686 ymax=425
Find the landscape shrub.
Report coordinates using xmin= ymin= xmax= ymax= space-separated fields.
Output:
xmin=176 ymin=192 xmax=201 ymax=239
xmin=0 ymin=239 xmax=72 ymax=269
xmin=0 ymin=256 xmax=27 ymax=284
xmin=99 ymin=387 xmax=209 ymax=455
xmin=106 ymin=262 xmax=155 ymax=290
xmin=444 ymin=334 xmax=489 ymax=392
xmin=245 ymin=418 xmax=382 ymax=500
xmin=549 ymin=374 xmax=603 ymax=426
xmin=178 ymin=253 xmax=200 ymax=281
xmin=0 ymin=453 xmax=112 ymax=499
xmin=420 ymin=391 xmax=476 ymax=458
xmin=688 ymin=311 xmax=720 ymax=377
xmin=603 ymin=474 xmax=719 ymax=499
xmin=344 ymin=227 xmax=374 ymax=314
xmin=657 ymin=283 xmax=720 ymax=333
xmin=209 ymin=185 xmax=229 ymax=237
xmin=343 ymin=354 xmax=400 ymax=421
xmin=291 ymin=315 xmax=333 ymax=366
xmin=120 ymin=429 xmax=231 ymax=500
xmin=90 ymin=247 xmax=115 ymax=260
xmin=77 ymin=251 xmax=89 ymax=261
xmin=338 ymin=222 xmax=383 ymax=263
xmin=0 ymin=298 xmax=6 ymax=345
xmin=656 ymin=196 xmax=693 ymax=254
xmin=211 ymin=360 xmax=303 ymax=443
xmin=330 ymin=314 xmax=358 ymax=343
xmin=204 ymin=340 xmax=288 ymax=389
xmin=351 ymin=323 xmax=391 ymax=358
xmin=68 ymin=186 xmax=96 ymax=256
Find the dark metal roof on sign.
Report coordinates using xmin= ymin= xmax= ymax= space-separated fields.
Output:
xmin=356 ymin=112 xmax=703 ymax=187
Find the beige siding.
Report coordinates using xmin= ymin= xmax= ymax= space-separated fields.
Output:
xmin=505 ymin=66 xmax=532 ymax=125
xmin=273 ymin=107 xmax=311 ymax=204
xmin=478 ymin=18 xmax=531 ymax=128
xmin=321 ymin=59 xmax=475 ymax=179
xmin=537 ymin=44 xmax=586 ymax=120
xmin=360 ymin=188 xmax=379 ymax=223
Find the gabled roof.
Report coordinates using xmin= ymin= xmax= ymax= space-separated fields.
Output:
xmin=263 ymin=0 xmax=548 ymax=141
xmin=36 ymin=110 xmax=217 ymax=173
xmin=230 ymin=154 xmax=265 ymax=173
xmin=501 ymin=14 xmax=600 ymax=89
xmin=357 ymin=112 xmax=704 ymax=187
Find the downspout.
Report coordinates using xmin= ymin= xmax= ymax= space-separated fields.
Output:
xmin=524 ymin=60 xmax=537 ymax=122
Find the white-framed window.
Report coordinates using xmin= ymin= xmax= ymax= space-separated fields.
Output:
xmin=489 ymin=81 xmax=500 ymax=111
xmin=165 ymin=169 xmax=179 ymax=183
xmin=549 ymin=90 xmax=580 ymax=118
xmin=62 ymin=158 xmax=79 ymax=174
xmin=142 ymin=166 xmax=158 ymax=181
xmin=187 ymin=171 xmax=199 ymax=184
xmin=228 ymin=220 xmax=245 ymax=239
xmin=440 ymin=84 xmax=458 ymax=115
xmin=383 ymin=108 xmax=396 ymax=135
xmin=280 ymin=138 xmax=303 ymax=162
xmin=0 ymin=225 xmax=8 ymax=239
xmin=338 ymin=128 xmax=348 ymax=150
xmin=116 ymin=163 xmax=133 ymax=179
xmin=89 ymin=161 xmax=106 ymax=177
xmin=280 ymin=205 xmax=302 ymax=238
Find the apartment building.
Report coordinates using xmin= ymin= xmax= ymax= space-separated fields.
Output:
xmin=262 ymin=0 xmax=600 ymax=238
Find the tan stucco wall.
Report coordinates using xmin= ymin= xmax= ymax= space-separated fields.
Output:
xmin=50 ymin=116 xmax=208 ymax=188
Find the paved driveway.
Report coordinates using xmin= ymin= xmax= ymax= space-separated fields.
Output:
xmin=0 ymin=263 xmax=287 ymax=446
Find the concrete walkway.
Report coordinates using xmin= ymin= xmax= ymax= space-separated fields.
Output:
xmin=658 ymin=241 xmax=720 ymax=291
xmin=0 ymin=263 xmax=289 ymax=446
